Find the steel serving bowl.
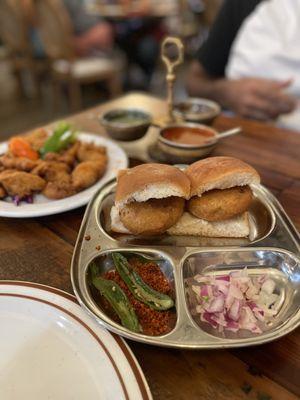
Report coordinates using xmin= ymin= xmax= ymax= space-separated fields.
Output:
xmin=100 ymin=108 xmax=152 ymax=141
xmin=174 ymin=98 xmax=221 ymax=125
xmin=157 ymin=123 xmax=241 ymax=164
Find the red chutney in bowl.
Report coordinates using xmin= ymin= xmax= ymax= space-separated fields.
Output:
xmin=162 ymin=126 xmax=216 ymax=147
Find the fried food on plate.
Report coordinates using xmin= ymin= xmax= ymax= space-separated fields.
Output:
xmin=0 ymin=154 xmax=39 ymax=172
xmin=188 ymin=186 xmax=253 ymax=222
xmin=77 ymin=142 xmax=107 ymax=162
xmin=0 ymin=122 xmax=109 ymax=205
xmin=43 ymin=180 xmax=76 ymax=200
xmin=25 ymin=129 xmax=49 ymax=151
xmin=111 ymin=163 xmax=190 ymax=235
xmin=32 ymin=161 xmax=70 ymax=183
xmin=44 ymin=142 xmax=79 ymax=166
xmin=120 ymin=197 xmax=185 ymax=235
xmin=72 ymin=160 xmax=106 ymax=190
xmin=0 ymin=184 xmax=6 ymax=198
xmin=0 ymin=170 xmax=46 ymax=198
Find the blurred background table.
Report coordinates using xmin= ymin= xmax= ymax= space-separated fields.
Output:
xmin=0 ymin=93 xmax=299 ymax=400
xmin=86 ymin=0 xmax=179 ymax=19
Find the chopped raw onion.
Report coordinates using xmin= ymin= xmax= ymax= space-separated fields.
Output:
xmin=187 ymin=268 xmax=279 ymax=334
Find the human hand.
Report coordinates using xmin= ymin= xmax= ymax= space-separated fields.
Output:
xmin=75 ymin=22 xmax=114 ymax=56
xmin=222 ymin=78 xmax=297 ymax=120
xmin=85 ymin=22 xmax=114 ymax=50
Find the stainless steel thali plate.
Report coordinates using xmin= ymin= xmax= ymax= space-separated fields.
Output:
xmin=71 ymin=180 xmax=300 ymax=348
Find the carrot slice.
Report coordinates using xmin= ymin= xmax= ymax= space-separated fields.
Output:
xmin=9 ymin=137 xmax=39 ymax=160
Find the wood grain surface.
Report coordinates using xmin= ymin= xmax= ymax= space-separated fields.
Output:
xmin=1 ymin=93 xmax=299 ymax=400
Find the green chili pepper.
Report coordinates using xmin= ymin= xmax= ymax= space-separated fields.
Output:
xmin=90 ymin=262 xmax=141 ymax=333
xmin=39 ymin=121 xmax=77 ymax=157
xmin=126 ymin=252 xmax=163 ymax=264
xmin=112 ymin=253 xmax=174 ymax=311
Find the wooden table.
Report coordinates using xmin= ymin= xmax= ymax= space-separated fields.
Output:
xmin=1 ymin=93 xmax=300 ymax=400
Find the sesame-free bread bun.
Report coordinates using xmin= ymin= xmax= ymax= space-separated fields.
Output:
xmin=110 ymin=206 xmax=130 ymax=233
xmin=185 ymin=157 xmax=260 ymax=197
xmin=115 ymin=163 xmax=190 ymax=209
xmin=167 ymin=211 xmax=250 ymax=238
xmin=111 ymin=206 xmax=250 ymax=238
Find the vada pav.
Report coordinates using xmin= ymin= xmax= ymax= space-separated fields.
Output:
xmin=110 ymin=163 xmax=190 ymax=235
xmin=168 ymin=157 xmax=260 ymax=237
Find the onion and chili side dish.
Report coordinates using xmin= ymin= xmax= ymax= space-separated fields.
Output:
xmin=186 ymin=268 xmax=280 ymax=335
xmin=0 ymin=122 xmax=107 ymax=204
xmin=89 ymin=253 xmax=176 ymax=336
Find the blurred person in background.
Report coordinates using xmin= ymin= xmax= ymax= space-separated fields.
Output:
xmin=186 ymin=0 xmax=300 ymax=131
xmin=21 ymin=0 xmax=114 ymax=57
xmin=114 ymin=0 xmax=162 ymax=89
xmin=63 ymin=0 xmax=114 ymax=56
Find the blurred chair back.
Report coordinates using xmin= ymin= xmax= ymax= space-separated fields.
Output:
xmin=34 ymin=0 xmax=75 ymax=60
xmin=0 ymin=0 xmax=31 ymax=56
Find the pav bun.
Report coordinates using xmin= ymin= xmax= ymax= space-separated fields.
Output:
xmin=115 ymin=163 xmax=190 ymax=209
xmin=185 ymin=156 xmax=260 ymax=197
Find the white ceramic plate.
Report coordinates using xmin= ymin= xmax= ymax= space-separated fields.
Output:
xmin=0 ymin=281 xmax=152 ymax=400
xmin=0 ymin=133 xmax=128 ymax=218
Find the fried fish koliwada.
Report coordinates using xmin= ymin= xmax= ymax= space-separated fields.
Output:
xmin=43 ymin=180 xmax=76 ymax=200
xmin=25 ymin=129 xmax=49 ymax=151
xmin=77 ymin=142 xmax=107 ymax=163
xmin=44 ymin=142 xmax=80 ymax=167
xmin=120 ymin=197 xmax=185 ymax=235
xmin=111 ymin=163 xmax=191 ymax=235
xmin=0 ymin=170 xmax=46 ymax=198
xmin=71 ymin=159 xmax=107 ymax=190
xmin=0 ymin=184 xmax=6 ymax=198
xmin=32 ymin=161 xmax=70 ymax=183
xmin=188 ymin=186 xmax=253 ymax=222
xmin=0 ymin=154 xmax=38 ymax=172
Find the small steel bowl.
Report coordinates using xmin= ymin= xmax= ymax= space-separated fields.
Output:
xmin=174 ymin=98 xmax=221 ymax=125
xmin=158 ymin=123 xmax=216 ymax=164
xmin=100 ymin=108 xmax=152 ymax=141
xmin=157 ymin=123 xmax=242 ymax=164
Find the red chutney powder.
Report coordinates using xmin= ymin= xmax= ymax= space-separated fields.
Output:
xmin=103 ymin=258 xmax=176 ymax=336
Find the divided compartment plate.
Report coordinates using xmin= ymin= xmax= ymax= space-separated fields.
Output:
xmin=71 ymin=179 xmax=300 ymax=348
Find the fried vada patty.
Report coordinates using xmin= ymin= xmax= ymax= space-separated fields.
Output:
xmin=119 ymin=197 xmax=185 ymax=235
xmin=187 ymin=186 xmax=253 ymax=222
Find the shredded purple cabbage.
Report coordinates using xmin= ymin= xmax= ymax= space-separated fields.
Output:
xmin=12 ymin=195 xmax=34 ymax=206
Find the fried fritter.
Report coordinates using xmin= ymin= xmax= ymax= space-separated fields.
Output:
xmin=0 ymin=170 xmax=46 ymax=198
xmin=32 ymin=161 xmax=70 ymax=183
xmin=43 ymin=180 xmax=76 ymax=200
xmin=0 ymin=154 xmax=38 ymax=172
xmin=187 ymin=186 xmax=253 ymax=222
xmin=25 ymin=129 xmax=48 ymax=151
xmin=71 ymin=160 xmax=106 ymax=190
xmin=77 ymin=142 xmax=107 ymax=163
xmin=0 ymin=184 xmax=6 ymax=198
xmin=44 ymin=142 xmax=80 ymax=166
xmin=119 ymin=197 xmax=185 ymax=235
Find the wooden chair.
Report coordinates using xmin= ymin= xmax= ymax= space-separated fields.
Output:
xmin=0 ymin=0 xmax=47 ymax=97
xmin=34 ymin=0 xmax=123 ymax=111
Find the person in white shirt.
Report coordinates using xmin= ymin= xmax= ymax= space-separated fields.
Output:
xmin=226 ymin=0 xmax=300 ymax=130
xmin=186 ymin=0 xmax=299 ymax=131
